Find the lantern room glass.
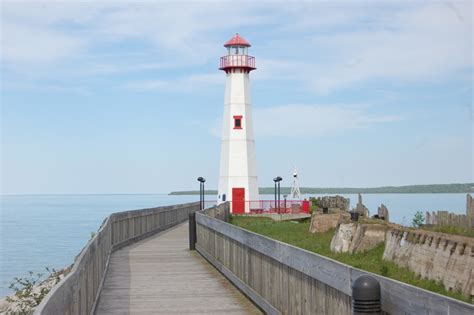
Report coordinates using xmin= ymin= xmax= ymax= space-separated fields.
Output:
xmin=227 ymin=46 xmax=248 ymax=56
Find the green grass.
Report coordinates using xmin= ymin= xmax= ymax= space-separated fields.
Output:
xmin=420 ymin=225 xmax=474 ymax=238
xmin=230 ymin=216 xmax=471 ymax=304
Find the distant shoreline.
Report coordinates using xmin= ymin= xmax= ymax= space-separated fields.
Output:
xmin=1 ymin=193 xmax=170 ymax=197
xmin=169 ymin=183 xmax=474 ymax=195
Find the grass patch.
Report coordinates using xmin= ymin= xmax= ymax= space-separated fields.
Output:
xmin=420 ymin=225 xmax=474 ymax=238
xmin=230 ymin=216 xmax=471 ymax=303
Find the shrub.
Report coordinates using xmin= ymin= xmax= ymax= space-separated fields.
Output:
xmin=412 ymin=210 xmax=425 ymax=228
xmin=6 ymin=267 xmax=61 ymax=314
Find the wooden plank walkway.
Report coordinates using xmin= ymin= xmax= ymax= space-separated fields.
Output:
xmin=95 ymin=223 xmax=262 ymax=314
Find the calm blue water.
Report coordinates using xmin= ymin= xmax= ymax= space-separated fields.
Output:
xmin=0 ymin=193 xmax=468 ymax=297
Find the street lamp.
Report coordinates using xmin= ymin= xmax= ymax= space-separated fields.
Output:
xmin=273 ymin=176 xmax=282 ymax=213
xmin=273 ymin=177 xmax=277 ymax=212
xmin=197 ymin=177 xmax=206 ymax=210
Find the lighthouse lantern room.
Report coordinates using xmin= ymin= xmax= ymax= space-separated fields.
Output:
xmin=217 ymin=33 xmax=259 ymax=214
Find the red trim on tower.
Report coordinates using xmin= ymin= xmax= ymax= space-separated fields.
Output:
xmin=233 ymin=115 xmax=243 ymax=129
xmin=224 ymin=33 xmax=251 ymax=47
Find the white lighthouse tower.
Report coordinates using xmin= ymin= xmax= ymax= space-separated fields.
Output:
xmin=217 ymin=33 xmax=259 ymax=214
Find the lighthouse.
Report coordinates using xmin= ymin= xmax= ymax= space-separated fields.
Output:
xmin=217 ymin=33 xmax=259 ymax=214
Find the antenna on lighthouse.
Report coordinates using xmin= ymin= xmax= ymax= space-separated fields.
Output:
xmin=290 ymin=167 xmax=301 ymax=200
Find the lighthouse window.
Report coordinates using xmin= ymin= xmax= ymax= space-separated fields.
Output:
xmin=234 ymin=47 xmax=239 ymax=55
xmin=233 ymin=115 xmax=243 ymax=129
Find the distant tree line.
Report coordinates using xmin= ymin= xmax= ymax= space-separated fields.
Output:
xmin=169 ymin=183 xmax=474 ymax=195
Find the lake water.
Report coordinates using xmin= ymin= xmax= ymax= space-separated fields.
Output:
xmin=0 ymin=193 xmax=468 ymax=297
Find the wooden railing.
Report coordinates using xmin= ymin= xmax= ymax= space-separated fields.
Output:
xmin=196 ymin=203 xmax=474 ymax=315
xmin=34 ymin=202 xmax=199 ymax=315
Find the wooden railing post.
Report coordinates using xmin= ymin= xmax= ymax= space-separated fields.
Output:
xmin=189 ymin=212 xmax=196 ymax=250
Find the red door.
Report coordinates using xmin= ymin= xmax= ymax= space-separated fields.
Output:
xmin=232 ymin=188 xmax=245 ymax=214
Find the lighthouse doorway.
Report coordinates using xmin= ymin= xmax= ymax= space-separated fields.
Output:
xmin=232 ymin=188 xmax=245 ymax=214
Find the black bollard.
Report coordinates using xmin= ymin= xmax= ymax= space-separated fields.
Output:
xmin=189 ymin=212 xmax=196 ymax=250
xmin=352 ymin=275 xmax=381 ymax=315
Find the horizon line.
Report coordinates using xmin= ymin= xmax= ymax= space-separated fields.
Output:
xmin=3 ymin=182 xmax=472 ymax=197
xmin=1 ymin=193 xmax=171 ymax=197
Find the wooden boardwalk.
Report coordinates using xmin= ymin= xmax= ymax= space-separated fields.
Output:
xmin=95 ymin=223 xmax=261 ymax=314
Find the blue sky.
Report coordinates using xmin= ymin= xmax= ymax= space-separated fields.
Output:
xmin=1 ymin=1 xmax=472 ymax=194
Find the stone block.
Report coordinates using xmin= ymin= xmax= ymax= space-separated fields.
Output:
xmin=377 ymin=204 xmax=390 ymax=222
xmin=383 ymin=228 xmax=474 ymax=300
xmin=330 ymin=223 xmax=356 ymax=253
xmin=467 ymin=193 xmax=474 ymax=228
xmin=330 ymin=223 xmax=387 ymax=254
xmin=309 ymin=212 xmax=350 ymax=233
xmin=349 ymin=224 xmax=386 ymax=253
xmin=315 ymin=195 xmax=350 ymax=212
xmin=353 ymin=193 xmax=369 ymax=217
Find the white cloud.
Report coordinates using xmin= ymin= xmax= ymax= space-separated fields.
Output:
xmin=306 ymin=2 xmax=473 ymax=93
xmin=1 ymin=1 xmax=472 ymax=94
xmin=254 ymin=104 xmax=401 ymax=137
xmin=0 ymin=81 xmax=89 ymax=94
xmin=210 ymin=104 xmax=402 ymax=138
xmin=183 ymin=73 xmax=222 ymax=86
xmin=122 ymin=79 xmax=168 ymax=91
xmin=251 ymin=2 xmax=473 ymax=94
xmin=78 ymin=61 xmax=174 ymax=76
xmin=123 ymin=73 xmax=222 ymax=92
xmin=1 ymin=21 xmax=85 ymax=66
xmin=1 ymin=1 xmax=268 ymax=71
xmin=252 ymin=58 xmax=308 ymax=82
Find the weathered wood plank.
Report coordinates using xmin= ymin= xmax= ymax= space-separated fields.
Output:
xmin=35 ymin=202 xmax=199 ymax=315
xmin=96 ymin=223 xmax=261 ymax=314
xmin=196 ymin=210 xmax=474 ymax=315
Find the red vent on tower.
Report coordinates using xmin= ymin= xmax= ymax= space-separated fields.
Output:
xmin=224 ymin=33 xmax=251 ymax=47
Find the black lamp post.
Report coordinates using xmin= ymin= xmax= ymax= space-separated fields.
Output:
xmin=273 ymin=178 xmax=278 ymax=212
xmin=273 ymin=176 xmax=282 ymax=213
xmin=276 ymin=176 xmax=282 ymax=212
xmin=197 ymin=177 xmax=206 ymax=210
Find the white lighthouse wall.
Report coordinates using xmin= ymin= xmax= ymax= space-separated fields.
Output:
xmin=218 ymin=69 xmax=259 ymax=212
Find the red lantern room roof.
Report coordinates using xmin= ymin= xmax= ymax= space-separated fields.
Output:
xmin=224 ymin=33 xmax=251 ymax=47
